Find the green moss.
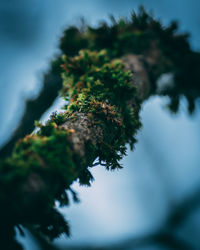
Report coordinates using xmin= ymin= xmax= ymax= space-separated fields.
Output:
xmin=61 ymin=49 xmax=141 ymax=169
xmin=0 ymin=48 xmax=142 ymax=240
xmin=59 ymin=6 xmax=200 ymax=113
xmin=2 ymin=7 xmax=198 ymax=246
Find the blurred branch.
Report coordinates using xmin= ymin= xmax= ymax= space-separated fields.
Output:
xmin=37 ymin=232 xmax=194 ymax=250
xmin=36 ymin=186 xmax=200 ymax=250
xmin=167 ymin=187 xmax=200 ymax=228
xmin=0 ymin=57 xmax=62 ymax=158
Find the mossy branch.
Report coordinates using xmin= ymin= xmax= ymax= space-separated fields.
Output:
xmin=0 ymin=49 xmax=142 ymax=244
xmin=0 ymin=7 xmax=199 ymax=248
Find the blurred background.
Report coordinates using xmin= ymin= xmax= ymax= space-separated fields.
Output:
xmin=0 ymin=0 xmax=200 ymax=249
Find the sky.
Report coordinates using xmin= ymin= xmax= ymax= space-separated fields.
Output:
xmin=0 ymin=0 xmax=200 ymax=249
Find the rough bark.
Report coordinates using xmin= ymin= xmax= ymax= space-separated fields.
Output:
xmin=25 ymin=52 xmax=153 ymax=194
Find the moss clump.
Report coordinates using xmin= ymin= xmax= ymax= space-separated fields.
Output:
xmin=0 ymin=125 xmax=77 ymax=239
xmin=59 ymin=6 xmax=200 ymax=113
xmin=61 ymin=49 xmax=141 ymax=169
xmin=60 ymin=7 xmax=189 ymax=67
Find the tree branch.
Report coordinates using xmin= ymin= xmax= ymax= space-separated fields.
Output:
xmin=0 ymin=7 xmax=199 ymax=249
xmin=0 ymin=57 xmax=63 ymax=158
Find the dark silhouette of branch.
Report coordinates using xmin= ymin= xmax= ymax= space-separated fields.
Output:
xmin=0 ymin=57 xmax=63 ymax=159
xmin=34 ymin=186 xmax=200 ymax=250
xmin=33 ymin=231 xmax=194 ymax=250
xmin=167 ymin=188 xmax=200 ymax=228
